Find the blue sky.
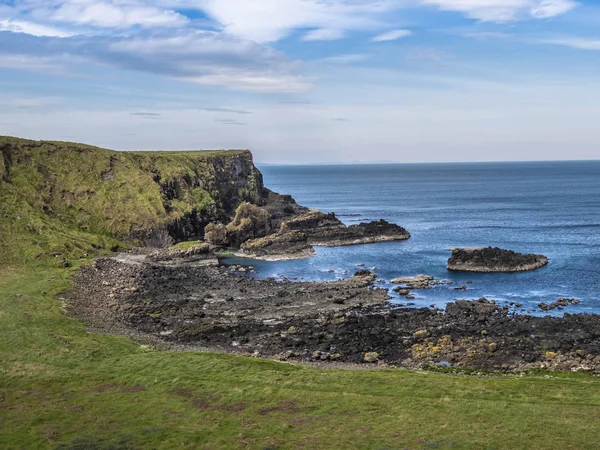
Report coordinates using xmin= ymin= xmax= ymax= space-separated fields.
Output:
xmin=1 ymin=0 xmax=599 ymax=163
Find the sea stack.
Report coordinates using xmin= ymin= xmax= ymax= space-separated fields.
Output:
xmin=447 ymin=247 xmax=548 ymax=273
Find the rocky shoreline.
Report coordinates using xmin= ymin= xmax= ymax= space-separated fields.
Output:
xmin=65 ymin=253 xmax=600 ymax=375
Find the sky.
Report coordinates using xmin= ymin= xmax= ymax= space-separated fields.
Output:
xmin=1 ymin=0 xmax=599 ymax=163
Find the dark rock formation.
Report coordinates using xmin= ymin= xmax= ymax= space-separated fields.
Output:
xmin=539 ymin=298 xmax=581 ymax=312
xmin=261 ymin=189 xmax=310 ymax=229
xmin=206 ymin=203 xmax=411 ymax=259
xmin=204 ymin=223 xmax=229 ymax=246
xmin=391 ymin=275 xmax=435 ymax=289
xmin=147 ymin=242 xmax=216 ymax=265
xmin=284 ymin=210 xmax=411 ymax=247
xmin=240 ymin=229 xmax=314 ymax=260
xmin=214 ymin=202 xmax=273 ymax=248
xmin=448 ymin=247 xmax=548 ymax=273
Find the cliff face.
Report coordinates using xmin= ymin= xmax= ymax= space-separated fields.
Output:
xmin=0 ymin=136 xmax=264 ymax=265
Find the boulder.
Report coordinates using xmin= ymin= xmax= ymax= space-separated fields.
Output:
xmin=204 ymin=222 xmax=228 ymax=246
xmin=391 ymin=275 xmax=434 ymax=289
xmin=364 ymin=352 xmax=380 ymax=363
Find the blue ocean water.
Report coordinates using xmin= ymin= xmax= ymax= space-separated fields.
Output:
xmin=225 ymin=161 xmax=600 ymax=315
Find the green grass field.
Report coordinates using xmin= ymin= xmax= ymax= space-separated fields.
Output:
xmin=1 ymin=263 xmax=600 ymax=449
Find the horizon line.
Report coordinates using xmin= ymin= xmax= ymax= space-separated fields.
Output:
xmin=256 ymin=158 xmax=600 ymax=167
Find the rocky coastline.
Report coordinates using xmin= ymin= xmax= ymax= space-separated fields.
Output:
xmin=203 ymin=194 xmax=411 ymax=260
xmin=66 ymin=252 xmax=600 ymax=375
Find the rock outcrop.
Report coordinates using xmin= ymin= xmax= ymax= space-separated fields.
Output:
xmin=284 ymin=210 xmax=411 ymax=247
xmin=391 ymin=275 xmax=435 ymax=289
xmin=224 ymin=202 xmax=273 ymax=247
xmin=448 ymin=247 xmax=548 ymax=273
xmin=147 ymin=241 xmax=218 ymax=265
xmin=240 ymin=229 xmax=315 ymax=260
xmin=206 ymin=204 xmax=411 ymax=259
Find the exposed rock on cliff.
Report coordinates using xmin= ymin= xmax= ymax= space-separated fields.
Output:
xmin=261 ymin=189 xmax=310 ymax=229
xmin=448 ymin=247 xmax=549 ymax=273
xmin=224 ymin=202 xmax=273 ymax=247
xmin=204 ymin=223 xmax=229 ymax=246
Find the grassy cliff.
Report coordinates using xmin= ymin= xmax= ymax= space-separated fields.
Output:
xmin=0 ymin=136 xmax=264 ymax=266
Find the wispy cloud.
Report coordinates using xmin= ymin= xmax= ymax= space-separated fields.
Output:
xmin=130 ymin=112 xmax=161 ymax=117
xmin=0 ymin=19 xmax=73 ymax=37
xmin=462 ymin=31 xmax=514 ymax=40
xmin=531 ymin=0 xmax=578 ymax=18
xmin=317 ymin=54 xmax=370 ymax=65
xmin=302 ymin=28 xmax=346 ymax=41
xmin=371 ymin=29 xmax=412 ymax=42
xmin=421 ymin=0 xmax=578 ymax=22
xmin=8 ymin=0 xmax=187 ymax=30
xmin=0 ymin=30 xmax=312 ymax=93
xmin=538 ymin=37 xmax=600 ymax=49
xmin=200 ymin=108 xmax=253 ymax=114
xmin=176 ymin=0 xmax=579 ymax=44
xmin=215 ymin=118 xmax=248 ymax=125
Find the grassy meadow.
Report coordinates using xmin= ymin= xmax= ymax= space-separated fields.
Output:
xmin=1 ymin=262 xmax=600 ymax=449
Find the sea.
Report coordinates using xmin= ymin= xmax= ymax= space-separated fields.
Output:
xmin=224 ymin=161 xmax=600 ymax=316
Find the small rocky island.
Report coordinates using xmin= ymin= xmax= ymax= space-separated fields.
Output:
xmin=448 ymin=247 xmax=549 ymax=273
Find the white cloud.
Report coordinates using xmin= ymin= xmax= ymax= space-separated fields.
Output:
xmin=192 ymin=0 xmax=389 ymax=43
xmin=462 ymin=31 xmax=514 ymax=39
xmin=316 ymin=54 xmax=370 ymax=64
xmin=186 ymin=73 xmax=313 ymax=93
xmin=539 ymin=37 xmax=600 ymax=50
xmin=0 ymin=19 xmax=73 ymax=37
xmin=2 ymin=0 xmax=580 ymax=44
xmin=420 ymin=0 xmax=577 ymax=22
xmin=4 ymin=0 xmax=187 ymax=31
xmin=371 ymin=29 xmax=411 ymax=42
xmin=531 ymin=0 xmax=578 ymax=18
xmin=50 ymin=0 xmax=188 ymax=28
xmin=302 ymin=28 xmax=345 ymax=41
xmin=166 ymin=0 xmax=579 ymax=45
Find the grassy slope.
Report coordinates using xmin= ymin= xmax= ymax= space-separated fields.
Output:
xmin=0 ymin=136 xmax=254 ymax=266
xmin=1 ymin=137 xmax=600 ymax=449
xmin=2 ymin=264 xmax=600 ymax=449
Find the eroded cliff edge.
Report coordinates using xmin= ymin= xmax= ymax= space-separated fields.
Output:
xmin=0 ymin=136 xmax=409 ymax=265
